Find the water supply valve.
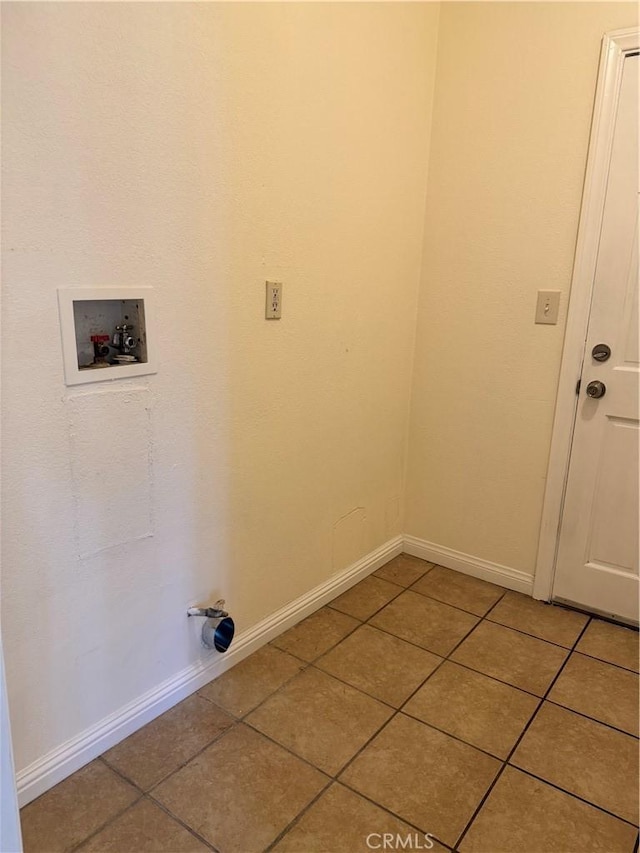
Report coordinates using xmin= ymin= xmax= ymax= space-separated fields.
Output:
xmin=113 ymin=323 xmax=138 ymax=356
xmin=90 ymin=334 xmax=111 ymax=367
xmin=187 ymin=599 xmax=235 ymax=652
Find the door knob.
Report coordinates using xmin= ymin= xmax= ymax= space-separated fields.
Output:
xmin=586 ymin=380 xmax=606 ymax=399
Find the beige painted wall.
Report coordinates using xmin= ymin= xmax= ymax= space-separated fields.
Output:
xmin=405 ymin=2 xmax=638 ymax=576
xmin=4 ymin=0 xmax=637 ymax=795
xmin=1 ymin=2 xmax=439 ymax=773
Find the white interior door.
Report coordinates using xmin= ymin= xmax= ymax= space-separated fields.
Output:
xmin=552 ymin=52 xmax=639 ymax=624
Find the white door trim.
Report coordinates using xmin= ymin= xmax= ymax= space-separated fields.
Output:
xmin=534 ymin=27 xmax=640 ymax=601
xmin=1 ymin=637 xmax=22 ymax=852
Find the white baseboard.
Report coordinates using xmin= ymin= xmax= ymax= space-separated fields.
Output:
xmin=403 ymin=535 xmax=534 ymax=595
xmin=16 ymin=535 xmax=403 ymax=807
xmin=17 ymin=534 xmax=534 ymax=805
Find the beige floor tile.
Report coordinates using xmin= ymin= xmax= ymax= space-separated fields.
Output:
xmin=460 ymin=766 xmax=638 ymax=853
xmin=78 ymin=798 xmax=209 ymax=852
xmin=340 ymin=713 xmax=500 ymax=848
xmin=20 ymin=760 xmax=139 ymax=853
xmin=404 ymin=661 xmax=538 ymax=758
xmin=198 ymin=645 xmax=304 ymax=717
xmin=271 ymin=607 xmax=359 ymax=662
xmin=549 ymin=652 xmax=639 ymax=736
xmin=246 ymin=668 xmax=392 ymax=774
xmin=512 ymin=702 xmax=639 ymax=824
xmin=153 ymin=724 xmax=327 ymax=853
xmin=316 ymin=624 xmax=442 ymax=707
xmin=451 ymin=621 xmax=568 ymax=696
xmin=411 ymin=566 xmax=505 ymax=616
xmin=487 ymin=591 xmax=588 ymax=647
xmin=370 ymin=590 xmax=479 ymax=656
xmin=576 ymin=619 xmax=639 ymax=672
xmin=103 ymin=694 xmax=233 ymax=790
xmin=374 ymin=554 xmax=433 ymax=587
xmin=272 ymin=782 xmax=449 ymax=853
xmin=329 ymin=576 xmax=401 ymax=621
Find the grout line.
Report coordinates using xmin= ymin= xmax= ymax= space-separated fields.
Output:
xmin=543 ymin=697 xmax=639 ymax=740
xmin=145 ymin=724 xmax=238 ymax=794
xmin=452 ymin=616 xmax=594 ymax=850
xmin=573 ymin=647 xmax=640 ymax=675
xmin=371 ymin=572 xmax=435 ymax=592
xmin=382 ymin=584 xmax=490 ymax=623
xmin=250 ymin=566 xmax=470 ymax=739
xmin=362 ymin=584 xmax=598 ymax=666
xmin=335 ymin=778 xmax=454 ymax=851
xmin=437 ymin=657 xmax=543 ymax=699
xmin=400 ymin=709 xmax=507 ymax=764
xmin=270 ymin=608 xmax=364 ymax=665
xmin=326 ymin=598 xmax=499 ymax=784
xmin=324 ymin=609 xmax=488 ymax=782
xmin=197 ymin=652 xmax=311 ymax=722
xmin=259 ymin=563 xmax=446 ymax=850
xmin=505 ymin=764 xmax=640 ymax=829
xmin=373 ymin=559 xmax=436 ymax=588
xmin=262 ymin=778 xmax=334 ymax=852
xmin=401 ymin=573 xmax=605 ymax=653
xmin=100 ymin=712 xmax=236 ymax=797
xmin=407 ymin=581 xmax=508 ymax=620
xmin=396 ymin=707 xmax=514 ymax=763
xmin=479 ymin=588 xmax=509 ymax=618
xmin=67 ymin=787 xmax=146 ymax=853
xmin=232 ymin=720 xmax=336 ymax=781
xmin=386 ymin=619 xmax=494 ymax=720
xmin=217 ymin=716 xmax=454 ymax=851
xmin=307 ymin=661 xmax=405 ymax=713
xmin=147 ymin=793 xmax=220 ymax=851
xmin=99 ymin=754 xmax=148 ymax=795
xmin=482 ymin=616 xmax=591 ymax=651
xmin=358 ymin=617 xmax=473 ymax=657
xmin=327 ymin=573 xmax=416 ymax=626
xmin=366 ymin=606 xmax=482 ymax=659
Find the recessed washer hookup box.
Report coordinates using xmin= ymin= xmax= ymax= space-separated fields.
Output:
xmin=57 ymin=287 xmax=157 ymax=386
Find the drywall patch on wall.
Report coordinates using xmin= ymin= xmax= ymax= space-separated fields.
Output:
xmin=332 ymin=507 xmax=367 ymax=573
xmin=66 ymin=386 xmax=153 ymax=557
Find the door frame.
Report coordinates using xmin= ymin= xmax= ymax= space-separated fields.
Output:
xmin=533 ymin=26 xmax=640 ymax=602
xmin=1 ymin=636 xmax=23 ymax=853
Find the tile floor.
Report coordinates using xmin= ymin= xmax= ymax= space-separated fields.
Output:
xmin=20 ymin=554 xmax=640 ymax=853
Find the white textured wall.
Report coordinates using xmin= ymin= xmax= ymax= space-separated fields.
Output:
xmin=1 ymin=2 xmax=440 ymax=773
xmin=405 ymin=2 xmax=638 ymax=576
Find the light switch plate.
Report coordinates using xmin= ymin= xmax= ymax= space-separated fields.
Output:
xmin=535 ymin=290 xmax=560 ymax=325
